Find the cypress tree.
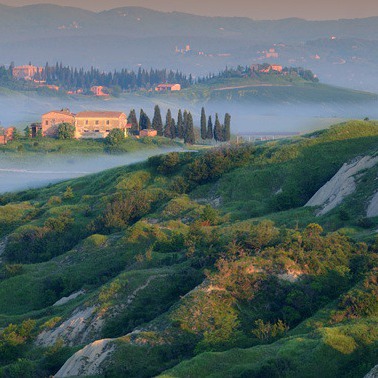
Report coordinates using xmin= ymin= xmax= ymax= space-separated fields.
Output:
xmin=128 ymin=109 xmax=139 ymax=134
xmin=200 ymin=107 xmax=207 ymax=140
xmin=183 ymin=110 xmax=188 ymax=127
xmin=184 ymin=112 xmax=195 ymax=144
xmin=152 ymin=105 xmax=163 ymax=136
xmin=177 ymin=109 xmax=184 ymax=139
xmin=164 ymin=109 xmax=173 ymax=138
xmin=139 ymin=109 xmax=151 ymax=130
xmin=24 ymin=126 xmax=31 ymax=139
xmin=171 ymin=118 xmax=176 ymax=139
xmin=206 ymin=115 xmax=213 ymax=140
xmin=214 ymin=113 xmax=223 ymax=142
xmin=224 ymin=113 xmax=231 ymax=142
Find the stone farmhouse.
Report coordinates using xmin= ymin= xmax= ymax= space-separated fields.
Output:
xmin=41 ymin=109 xmax=130 ymax=139
xmin=139 ymin=129 xmax=158 ymax=137
xmin=13 ymin=65 xmax=43 ymax=80
xmin=155 ymin=83 xmax=181 ymax=92
xmin=0 ymin=127 xmax=15 ymax=145
xmin=90 ymin=86 xmax=109 ymax=97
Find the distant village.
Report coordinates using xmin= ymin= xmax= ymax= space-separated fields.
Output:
xmin=10 ymin=64 xmax=183 ymax=96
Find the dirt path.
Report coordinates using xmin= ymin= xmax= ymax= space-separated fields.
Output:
xmin=213 ymin=84 xmax=293 ymax=91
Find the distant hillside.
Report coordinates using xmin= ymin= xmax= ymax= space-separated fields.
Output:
xmin=1 ymin=5 xmax=378 ymax=91
xmin=175 ymin=74 xmax=378 ymax=104
xmin=1 ymin=5 xmax=378 ymax=42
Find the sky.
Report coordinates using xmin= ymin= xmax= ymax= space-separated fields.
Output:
xmin=1 ymin=0 xmax=377 ymax=20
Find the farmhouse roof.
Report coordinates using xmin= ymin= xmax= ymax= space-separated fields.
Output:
xmin=42 ymin=109 xmax=74 ymax=116
xmin=75 ymin=111 xmax=125 ymax=118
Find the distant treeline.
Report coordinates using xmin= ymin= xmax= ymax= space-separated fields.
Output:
xmin=131 ymin=106 xmax=231 ymax=144
xmin=0 ymin=63 xmax=193 ymax=92
xmin=34 ymin=63 xmax=193 ymax=92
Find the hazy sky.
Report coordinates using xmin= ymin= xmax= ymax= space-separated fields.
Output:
xmin=1 ymin=0 xmax=377 ymax=20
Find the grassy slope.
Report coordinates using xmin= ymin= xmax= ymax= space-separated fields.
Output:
xmin=167 ymin=76 xmax=378 ymax=104
xmin=0 ymin=136 xmax=181 ymax=155
xmin=160 ymin=316 xmax=378 ymax=378
xmin=0 ymin=120 xmax=378 ymax=377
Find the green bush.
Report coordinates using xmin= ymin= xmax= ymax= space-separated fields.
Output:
xmin=57 ymin=123 xmax=76 ymax=140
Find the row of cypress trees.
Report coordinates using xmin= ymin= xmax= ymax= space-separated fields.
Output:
xmin=127 ymin=106 xmax=230 ymax=145
xmin=200 ymin=107 xmax=231 ymax=142
xmin=128 ymin=106 xmax=195 ymax=144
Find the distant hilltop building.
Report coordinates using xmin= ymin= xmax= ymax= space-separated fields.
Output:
xmin=13 ymin=64 xmax=43 ymax=80
xmin=90 ymin=86 xmax=109 ymax=97
xmin=251 ymin=64 xmax=283 ymax=73
xmin=175 ymin=44 xmax=191 ymax=54
xmin=0 ymin=127 xmax=15 ymax=145
xmin=265 ymin=48 xmax=279 ymax=59
xmin=155 ymin=83 xmax=181 ymax=92
xmin=41 ymin=109 xmax=130 ymax=139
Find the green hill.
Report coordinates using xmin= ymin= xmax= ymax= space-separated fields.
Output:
xmin=0 ymin=120 xmax=377 ymax=377
xmin=176 ymin=76 xmax=378 ymax=104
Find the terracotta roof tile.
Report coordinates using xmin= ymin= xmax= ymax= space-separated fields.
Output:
xmin=76 ymin=111 xmax=125 ymax=118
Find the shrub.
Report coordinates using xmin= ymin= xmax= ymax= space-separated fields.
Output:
xmin=47 ymin=196 xmax=62 ymax=206
xmin=252 ymin=319 xmax=289 ymax=341
xmin=57 ymin=123 xmax=76 ymax=139
xmin=62 ymin=186 xmax=74 ymax=200
xmin=106 ymin=128 xmax=125 ymax=145
xmin=187 ymin=145 xmax=254 ymax=184
xmin=5 ymin=264 xmax=24 ymax=277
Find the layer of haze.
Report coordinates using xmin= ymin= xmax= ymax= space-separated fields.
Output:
xmin=1 ymin=0 xmax=377 ymax=20
xmin=0 ymin=148 xmax=181 ymax=193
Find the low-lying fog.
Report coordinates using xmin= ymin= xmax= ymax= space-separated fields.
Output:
xmin=1 ymin=92 xmax=378 ymax=194
xmin=0 ymin=148 xmax=180 ymax=194
xmin=1 ymin=92 xmax=378 ymax=134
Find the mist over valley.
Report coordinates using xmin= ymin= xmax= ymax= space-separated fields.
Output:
xmin=0 ymin=4 xmax=378 ymax=378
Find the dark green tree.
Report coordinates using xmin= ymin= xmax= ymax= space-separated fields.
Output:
xmin=184 ymin=112 xmax=195 ymax=144
xmin=11 ymin=129 xmax=21 ymax=141
xmin=164 ymin=109 xmax=173 ymax=138
xmin=200 ymin=107 xmax=207 ymax=140
xmin=214 ymin=113 xmax=223 ymax=142
xmin=139 ymin=109 xmax=151 ymax=130
xmin=177 ymin=109 xmax=184 ymax=139
xmin=24 ymin=126 xmax=31 ymax=139
xmin=152 ymin=105 xmax=163 ymax=136
xmin=36 ymin=128 xmax=43 ymax=140
xmin=223 ymin=113 xmax=231 ymax=142
xmin=57 ymin=123 xmax=76 ymax=140
xmin=171 ymin=118 xmax=176 ymax=139
xmin=206 ymin=115 xmax=213 ymax=140
xmin=128 ymin=109 xmax=139 ymax=134
xmin=106 ymin=128 xmax=125 ymax=145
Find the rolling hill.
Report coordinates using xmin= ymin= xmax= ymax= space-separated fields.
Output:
xmin=175 ymin=75 xmax=378 ymax=104
xmin=0 ymin=120 xmax=377 ymax=377
xmin=1 ymin=5 xmax=378 ymax=91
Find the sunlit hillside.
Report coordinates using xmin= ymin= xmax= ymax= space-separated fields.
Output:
xmin=0 ymin=120 xmax=377 ymax=377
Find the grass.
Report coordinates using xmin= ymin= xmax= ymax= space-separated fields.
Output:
xmin=213 ymin=121 xmax=378 ymax=221
xmin=171 ymin=76 xmax=378 ymax=104
xmin=0 ymin=119 xmax=378 ymax=377
xmin=159 ymin=317 xmax=378 ymax=378
xmin=0 ymin=136 xmax=182 ymax=155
